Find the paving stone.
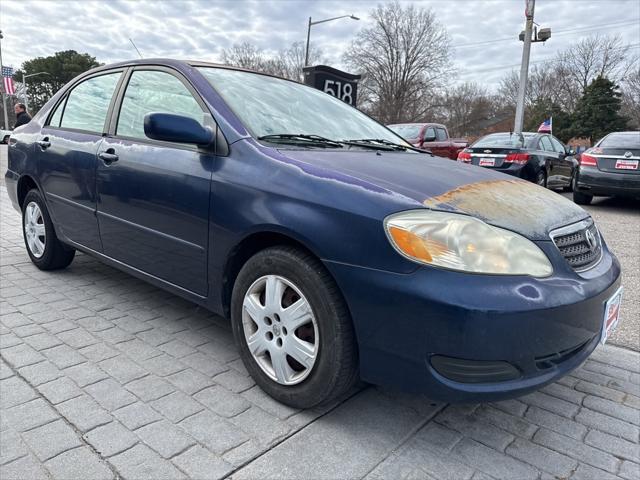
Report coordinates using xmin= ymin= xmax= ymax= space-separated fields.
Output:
xmin=194 ymin=385 xmax=251 ymax=418
xmin=0 ymin=312 xmax=32 ymax=328
xmin=136 ymin=420 xmax=195 ymax=458
xmin=0 ymin=332 xmax=22 ymax=349
xmin=619 ymin=460 xmax=640 ymax=480
xmin=231 ymin=406 xmax=292 ymax=446
xmin=22 ymin=332 xmax=62 ymax=350
xmin=211 ymin=369 xmax=256 ymax=393
xmin=0 ymin=376 xmax=37 ymax=409
xmin=45 ymin=446 xmax=114 ymax=480
xmin=541 ymin=382 xmax=586 ymax=404
xmin=241 ymin=385 xmax=300 ymax=419
xmin=2 ymin=398 xmax=58 ymax=432
xmin=43 ymin=344 xmax=86 ymax=369
xmin=0 ymin=429 xmax=29 ymax=465
xmin=413 ymin=422 xmax=462 ymax=453
xmin=150 ymin=390 xmax=204 ymax=423
xmin=172 ymin=445 xmax=233 ymax=479
xmin=1 ymin=343 xmax=45 ymax=368
xmin=126 ymin=375 xmax=175 ymax=401
xmin=521 ymin=391 xmax=580 ymax=418
xmin=64 ymin=362 xmax=109 ymax=387
xmin=575 ymin=380 xmax=627 ymax=402
xmin=0 ymin=454 xmax=50 ymax=480
xmin=115 ymin=338 xmax=161 ymax=361
xmin=570 ymin=463 xmax=619 ymax=480
xmin=506 ymin=437 xmax=577 ymax=478
xmin=180 ymin=352 xmax=228 ymax=377
xmin=583 ymin=395 xmax=640 ymax=425
xmin=18 ymin=361 xmax=61 ymax=386
xmin=112 ymin=401 xmax=162 ymax=430
xmin=576 ymin=407 xmax=640 ymax=442
xmin=524 ymin=405 xmax=588 ymax=440
xmin=110 ymin=443 xmax=187 ymax=479
xmin=94 ymin=326 xmax=136 ymax=344
xmin=57 ymin=395 xmax=113 ymax=432
xmin=99 ymin=355 xmax=147 ymax=384
xmin=474 ymin=405 xmax=538 ymax=439
xmin=140 ymin=353 xmax=186 ymax=377
xmin=36 ymin=377 xmax=83 ymax=404
xmin=590 ymin=345 xmax=640 ymax=373
xmin=85 ymin=378 xmax=138 ymax=410
xmin=436 ymin=407 xmax=515 ymax=451
xmin=180 ymin=410 xmax=248 ymax=455
xmin=44 ymin=318 xmax=77 ymax=334
xmin=12 ymin=323 xmax=45 ymax=337
xmin=585 ymin=429 xmax=640 ymax=463
xmin=158 ymin=339 xmax=197 ymax=358
xmin=83 ymin=421 xmax=138 ymax=457
xmin=76 ymin=316 xmax=114 ymax=332
xmin=22 ymin=419 xmax=83 ymax=461
xmin=451 ymin=438 xmax=539 ymax=480
xmin=57 ymin=327 xmax=99 ymax=349
xmin=533 ymin=428 xmax=619 ymax=473
xmin=166 ymin=368 xmax=215 ymax=395
xmin=609 ymin=378 xmax=640 ymax=397
xmin=78 ymin=343 xmax=120 ymax=363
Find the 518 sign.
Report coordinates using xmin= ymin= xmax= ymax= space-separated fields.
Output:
xmin=323 ymin=80 xmax=354 ymax=105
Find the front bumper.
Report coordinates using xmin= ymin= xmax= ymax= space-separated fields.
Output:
xmin=577 ymin=166 xmax=640 ymax=197
xmin=325 ymin=242 xmax=621 ymax=402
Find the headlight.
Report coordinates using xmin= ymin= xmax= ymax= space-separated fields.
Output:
xmin=384 ymin=210 xmax=553 ymax=277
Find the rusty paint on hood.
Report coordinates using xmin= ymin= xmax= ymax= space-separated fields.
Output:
xmin=423 ymin=179 xmax=590 ymax=240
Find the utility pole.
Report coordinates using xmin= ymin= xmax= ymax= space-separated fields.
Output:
xmin=304 ymin=14 xmax=359 ymax=67
xmin=0 ymin=30 xmax=8 ymax=129
xmin=514 ymin=0 xmax=535 ymax=135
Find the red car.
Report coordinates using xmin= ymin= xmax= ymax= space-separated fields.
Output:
xmin=387 ymin=123 xmax=468 ymax=160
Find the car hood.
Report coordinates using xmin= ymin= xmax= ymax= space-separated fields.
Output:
xmin=280 ymin=149 xmax=589 ymax=240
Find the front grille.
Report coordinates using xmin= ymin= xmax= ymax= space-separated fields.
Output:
xmin=551 ymin=220 xmax=602 ymax=272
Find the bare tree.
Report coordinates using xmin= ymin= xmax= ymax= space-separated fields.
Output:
xmin=621 ymin=66 xmax=640 ymax=129
xmin=221 ymin=41 xmax=323 ymax=81
xmin=343 ymin=1 xmax=452 ymax=124
xmin=436 ymin=82 xmax=495 ymax=137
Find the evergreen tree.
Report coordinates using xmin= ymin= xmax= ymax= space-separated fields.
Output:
xmin=572 ymin=77 xmax=627 ymax=143
xmin=524 ymin=99 xmax=573 ymax=143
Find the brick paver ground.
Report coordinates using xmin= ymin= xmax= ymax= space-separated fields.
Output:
xmin=1 ymin=153 xmax=639 ymax=479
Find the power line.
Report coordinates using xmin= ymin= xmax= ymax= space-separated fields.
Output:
xmin=452 ymin=18 xmax=640 ymax=49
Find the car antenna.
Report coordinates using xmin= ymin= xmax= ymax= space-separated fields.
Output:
xmin=129 ymin=38 xmax=143 ymax=59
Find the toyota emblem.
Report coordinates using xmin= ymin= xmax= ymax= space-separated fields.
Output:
xmin=585 ymin=229 xmax=597 ymax=251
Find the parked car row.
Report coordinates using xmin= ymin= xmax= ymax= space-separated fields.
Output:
xmin=387 ymin=123 xmax=467 ymax=160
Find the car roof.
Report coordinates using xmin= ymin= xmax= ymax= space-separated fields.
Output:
xmin=388 ymin=123 xmax=445 ymax=128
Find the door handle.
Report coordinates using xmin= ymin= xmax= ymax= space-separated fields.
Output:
xmin=37 ymin=138 xmax=51 ymax=150
xmin=98 ymin=149 xmax=119 ymax=164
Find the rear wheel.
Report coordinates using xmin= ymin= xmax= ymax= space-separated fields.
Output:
xmin=535 ymin=170 xmax=547 ymax=188
xmin=573 ymin=189 xmax=593 ymax=205
xmin=231 ymin=246 xmax=358 ymax=408
xmin=22 ymin=189 xmax=75 ymax=270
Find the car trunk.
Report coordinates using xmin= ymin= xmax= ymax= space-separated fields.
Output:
xmin=465 ymin=146 xmax=524 ymax=168
xmin=591 ymin=148 xmax=640 ymax=174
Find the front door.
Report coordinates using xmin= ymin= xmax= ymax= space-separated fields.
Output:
xmin=96 ymin=68 xmax=214 ymax=296
xmin=37 ymin=71 xmax=123 ymax=251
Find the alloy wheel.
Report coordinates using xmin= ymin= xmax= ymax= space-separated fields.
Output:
xmin=24 ymin=202 xmax=46 ymax=258
xmin=241 ymin=274 xmax=319 ymax=385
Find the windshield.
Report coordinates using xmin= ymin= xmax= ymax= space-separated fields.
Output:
xmin=599 ymin=132 xmax=640 ymax=149
xmin=198 ymin=67 xmax=403 ymax=144
xmin=473 ymin=133 xmax=535 ymax=148
xmin=389 ymin=125 xmax=422 ymax=139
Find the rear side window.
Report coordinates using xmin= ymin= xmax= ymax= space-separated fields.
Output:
xmin=116 ymin=70 xmax=204 ymax=140
xmin=435 ymin=128 xmax=447 ymax=141
xmin=539 ymin=136 xmax=553 ymax=151
xmin=59 ymin=73 xmax=121 ymax=133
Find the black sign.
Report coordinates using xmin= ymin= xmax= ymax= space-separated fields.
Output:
xmin=302 ymin=65 xmax=361 ymax=107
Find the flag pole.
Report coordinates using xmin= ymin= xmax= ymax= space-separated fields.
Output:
xmin=550 ymin=116 xmax=553 ymax=136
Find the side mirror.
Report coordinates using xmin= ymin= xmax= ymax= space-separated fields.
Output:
xmin=144 ymin=113 xmax=213 ymax=145
xmin=566 ymin=147 xmax=576 ymax=156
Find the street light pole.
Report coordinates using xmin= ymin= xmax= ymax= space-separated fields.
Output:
xmin=304 ymin=14 xmax=359 ymax=67
xmin=0 ymin=30 xmax=8 ymax=129
xmin=21 ymin=72 xmax=49 ymax=113
xmin=514 ymin=0 xmax=535 ymax=135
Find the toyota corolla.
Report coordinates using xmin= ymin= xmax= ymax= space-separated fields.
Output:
xmin=5 ymin=59 xmax=622 ymax=408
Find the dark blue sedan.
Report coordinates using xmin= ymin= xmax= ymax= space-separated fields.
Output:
xmin=5 ymin=59 xmax=622 ymax=408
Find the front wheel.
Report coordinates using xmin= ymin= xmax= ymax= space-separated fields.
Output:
xmin=22 ymin=189 xmax=75 ymax=270
xmin=231 ymin=246 xmax=358 ymax=408
xmin=535 ymin=170 xmax=547 ymax=188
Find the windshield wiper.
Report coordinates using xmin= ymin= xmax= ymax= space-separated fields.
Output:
xmin=257 ymin=134 xmax=344 ymax=148
xmin=343 ymin=138 xmax=425 ymax=153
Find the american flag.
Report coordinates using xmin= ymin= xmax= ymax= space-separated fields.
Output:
xmin=2 ymin=66 xmax=16 ymax=95
xmin=538 ymin=117 xmax=552 ymax=134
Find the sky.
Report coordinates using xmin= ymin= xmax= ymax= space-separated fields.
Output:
xmin=1 ymin=0 xmax=639 ymax=90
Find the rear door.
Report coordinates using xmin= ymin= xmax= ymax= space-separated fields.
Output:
xmin=96 ymin=67 xmax=215 ymax=296
xmin=36 ymin=70 xmax=124 ymax=251
xmin=430 ymin=127 xmax=450 ymax=158
xmin=549 ymin=135 xmax=573 ymax=185
xmin=538 ymin=135 xmax=560 ymax=187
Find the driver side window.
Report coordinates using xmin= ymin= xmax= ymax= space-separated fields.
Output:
xmin=424 ymin=127 xmax=436 ymax=141
xmin=539 ymin=136 xmax=553 ymax=151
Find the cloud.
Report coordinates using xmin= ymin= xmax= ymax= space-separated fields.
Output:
xmin=1 ymin=0 xmax=638 ymax=90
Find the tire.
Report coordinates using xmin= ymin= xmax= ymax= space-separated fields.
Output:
xmin=563 ymin=172 xmax=575 ymax=192
xmin=22 ymin=189 xmax=75 ymax=270
xmin=535 ymin=170 xmax=547 ymax=188
xmin=573 ymin=189 xmax=593 ymax=205
xmin=231 ymin=246 xmax=358 ymax=408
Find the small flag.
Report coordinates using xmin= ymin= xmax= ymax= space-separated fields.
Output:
xmin=538 ymin=117 xmax=552 ymax=133
xmin=2 ymin=66 xmax=16 ymax=95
